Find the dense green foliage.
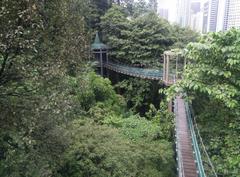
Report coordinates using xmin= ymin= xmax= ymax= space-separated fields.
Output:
xmin=0 ymin=0 xmax=90 ymax=176
xmin=171 ymin=25 xmax=199 ymax=48
xmin=115 ymin=78 xmax=162 ymax=114
xmin=60 ymin=121 xmax=174 ymax=177
xmin=99 ymin=2 xmax=198 ymax=118
xmin=0 ymin=0 xmax=177 ymax=176
xmin=56 ymin=72 xmax=175 ymax=177
xmin=101 ymin=5 xmax=175 ymax=65
xmin=100 ymin=5 xmax=198 ymax=66
xmin=168 ymin=29 xmax=240 ymax=176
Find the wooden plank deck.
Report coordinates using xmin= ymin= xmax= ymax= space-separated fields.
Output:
xmin=175 ymin=97 xmax=198 ymax=177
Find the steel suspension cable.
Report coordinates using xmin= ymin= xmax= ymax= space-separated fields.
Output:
xmin=189 ymin=105 xmax=218 ymax=177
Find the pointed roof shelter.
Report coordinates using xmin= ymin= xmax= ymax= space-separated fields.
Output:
xmin=91 ymin=32 xmax=109 ymax=77
xmin=91 ymin=32 xmax=109 ymax=50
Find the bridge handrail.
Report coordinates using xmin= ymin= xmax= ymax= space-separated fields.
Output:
xmin=185 ymin=102 xmax=206 ymax=177
xmin=189 ymin=104 xmax=218 ymax=177
xmin=104 ymin=61 xmax=164 ymax=79
xmin=106 ymin=59 xmax=162 ymax=69
xmin=92 ymin=59 xmax=182 ymax=82
xmin=105 ymin=61 xmax=162 ymax=72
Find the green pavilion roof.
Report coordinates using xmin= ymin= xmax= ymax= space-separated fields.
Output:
xmin=91 ymin=32 xmax=109 ymax=50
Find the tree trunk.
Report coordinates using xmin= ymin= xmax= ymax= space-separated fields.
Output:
xmin=0 ymin=53 xmax=8 ymax=79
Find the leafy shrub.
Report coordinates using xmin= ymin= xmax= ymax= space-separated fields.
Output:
xmin=58 ymin=121 xmax=175 ymax=177
xmin=68 ymin=72 xmax=126 ymax=112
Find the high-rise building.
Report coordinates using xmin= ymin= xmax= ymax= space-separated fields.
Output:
xmin=177 ymin=0 xmax=191 ymax=27
xmin=191 ymin=1 xmax=201 ymax=13
xmin=216 ymin=0 xmax=227 ymax=31
xmin=210 ymin=0 xmax=240 ymax=32
xmin=190 ymin=0 xmax=202 ymax=32
xmin=223 ymin=0 xmax=240 ymax=30
xmin=190 ymin=11 xmax=203 ymax=32
xmin=158 ymin=9 xmax=169 ymax=20
xmin=177 ymin=0 xmax=240 ymax=33
xmin=201 ymin=0 xmax=220 ymax=33
xmin=176 ymin=0 xmax=204 ymax=31
xmin=202 ymin=1 xmax=209 ymax=33
xmin=208 ymin=0 xmax=219 ymax=32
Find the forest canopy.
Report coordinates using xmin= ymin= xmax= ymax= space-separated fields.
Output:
xmin=0 ymin=1 xmax=177 ymax=176
xmin=1 ymin=0 xmax=239 ymax=177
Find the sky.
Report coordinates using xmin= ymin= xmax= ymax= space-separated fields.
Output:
xmin=134 ymin=0 xmax=178 ymax=23
xmin=157 ymin=0 xmax=178 ymax=23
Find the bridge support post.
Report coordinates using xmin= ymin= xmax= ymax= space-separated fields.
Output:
xmin=106 ymin=53 xmax=109 ymax=78
xmin=106 ymin=69 xmax=110 ymax=78
xmin=168 ymin=99 xmax=173 ymax=112
xmin=106 ymin=52 xmax=109 ymax=64
xmin=163 ymin=54 xmax=166 ymax=82
xmin=90 ymin=32 xmax=109 ymax=77
xmin=100 ymin=49 xmax=103 ymax=76
xmin=163 ymin=53 xmax=170 ymax=84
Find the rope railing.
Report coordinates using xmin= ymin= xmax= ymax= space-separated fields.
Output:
xmin=104 ymin=61 xmax=163 ymax=80
xmin=185 ymin=102 xmax=206 ymax=177
xmin=189 ymin=104 xmax=218 ymax=177
xmin=91 ymin=58 xmax=179 ymax=83
xmin=106 ymin=61 xmax=163 ymax=73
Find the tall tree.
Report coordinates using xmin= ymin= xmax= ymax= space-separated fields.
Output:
xmin=171 ymin=25 xmax=199 ymax=48
xmin=87 ymin=0 xmax=111 ymax=29
xmin=149 ymin=0 xmax=158 ymax=13
xmin=168 ymin=29 xmax=240 ymax=110
xmin=167 ymin=29 xmax=240 ymax=176
xmin=101 ymin=7 xmax=175 ymax=65
xmin=0 ymin=0 xmax=90 ymax=176
xmin=132 ymin=0 xmax=150 ymax=17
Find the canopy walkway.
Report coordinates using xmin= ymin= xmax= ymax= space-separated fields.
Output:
xmin=174 ymin=97 xmax=218 ymax=177
xmin=175 ymin=97 xmax=199 ymax=177
xmin=104 ymin=62 xmax=163 ymax=80
xmin=94 ymin=59 xmax=216 ymax=177
xmin=100 ymin=61 xmax=213 ymax=176
xmin=94 ymin=60 xmax=214 ymax=177
xmin=103 ymin=61 xmax=217 ymax=177
xmin=91 ymin=34 xmax=216 ymax=177
xmin=94 ymin=59 xmax=176 ymax=85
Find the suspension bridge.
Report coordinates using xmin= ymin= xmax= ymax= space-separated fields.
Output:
xmin=104 ymin=62 xmax=163 ymax=80
xmin=101 ymin=60 xmax=213 ymax=177
xmin=91 ymin=33 xmax=217 ymax=177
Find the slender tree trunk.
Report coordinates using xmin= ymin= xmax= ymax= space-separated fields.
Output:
xmin=0 ymin=53 xmax=8 ymax=79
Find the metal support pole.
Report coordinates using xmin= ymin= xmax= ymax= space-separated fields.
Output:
xmin=163 ymin=54 xmax=167 ymax=82
xmin=166 ymin=55 xmax=169 ymax=84
xmin=100 ymin=49 xmax=103 ymax=76
xmin=106 ymin=50 xmax=109 ymax=64
xmin=168 ymin=99 xmax=173 ymax=112
xmin=176 ymin=54 xmax=178 ymax=80
xmin=163 ymin=54 xmax=165 ymax=81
